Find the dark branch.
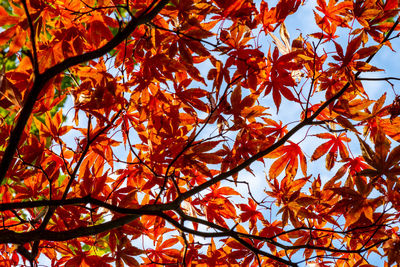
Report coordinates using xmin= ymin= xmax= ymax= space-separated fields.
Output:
xmin=0 ymin=214 xmax=140 ymax=244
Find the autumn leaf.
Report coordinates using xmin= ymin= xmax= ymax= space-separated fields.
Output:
xmin=314 ymin=0 xmax=352 ymax=34
xmin=238 ymin=198 xmax=264 ymax=229
xmin=311 ymin=132 xmax=350 ymax=170
xmin=267 ymin=141 xmax=307 ymax=179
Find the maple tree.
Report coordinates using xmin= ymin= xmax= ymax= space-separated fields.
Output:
xmin=0 ymin=0 xmax=400 ymax=266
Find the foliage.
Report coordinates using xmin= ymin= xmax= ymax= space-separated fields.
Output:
xmin=0 ymin=0 xmax=400 ymax=266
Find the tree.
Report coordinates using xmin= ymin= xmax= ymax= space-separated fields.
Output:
xmin=0 ymin=0 xmax=400 ymax=265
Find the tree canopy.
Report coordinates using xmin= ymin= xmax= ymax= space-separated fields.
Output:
xmin=1 ymin=0 xmax=400 ymax=266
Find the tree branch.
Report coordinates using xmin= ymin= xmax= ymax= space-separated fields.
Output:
xmin=0 ymin=0 xmax=170 ymax=185
xmin=0 ymin=214 xmax=140 ymax=244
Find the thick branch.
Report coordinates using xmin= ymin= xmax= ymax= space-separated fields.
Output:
xmin=0 ymin=214 xmax=139 ymax=244
xmin=0 ymin=196 xmax=389 ymax=265
xmin=0 ymin=195 xmax=170 ymax=214
xmin=21 ymin=0 xmax=39 ymax=75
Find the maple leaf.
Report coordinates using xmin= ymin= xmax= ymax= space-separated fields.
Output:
xmin=330 ymin=34 xmax=383 ymax=80
xmin=311 ymin=132 xmax=350 ymax=170
xmin=383 ymin=235 xmax=400 ymax=266
xmin=314 ymin=0 xmax=352 ymax=34
xmin=275 ymin=0 xmax=303 ymax=22
xmin=266 ymin=141 xmax=307 ymax=179
xmin=328 ymin=185 xmax=383 ymax=227
xmin=238 ymin=198 xmax=264 ymax=229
